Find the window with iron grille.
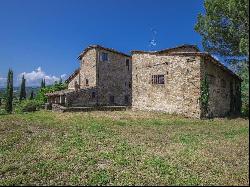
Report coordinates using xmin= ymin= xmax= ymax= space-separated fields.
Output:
xmin=151 ymin=75 xmax=165 ymax=84
xmin=86 ymin=79 xmax=89 ymax=86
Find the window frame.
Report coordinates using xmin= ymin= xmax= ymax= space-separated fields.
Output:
xmin=126 ymin=59 xmax=130 ymax=71
xmin=100 ymin=52 xmax=109 ymax=62
xmin=151 ymin=74 xmax=165 ymax=85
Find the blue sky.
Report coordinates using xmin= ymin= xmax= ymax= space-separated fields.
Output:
xmin=0 ymin=0 xmax=205 ymax=87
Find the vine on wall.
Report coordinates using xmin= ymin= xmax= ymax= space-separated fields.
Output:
xmin=200 ymin=74 xmax=209 ymax=115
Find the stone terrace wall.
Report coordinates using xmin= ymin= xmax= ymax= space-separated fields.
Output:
xmin=200 ymin=57 xmax=241 ymax=117
xmin=97 ymin=49 xmax=132 ymax=106
xmin=132 ymin=53 xmax=202 ymax=118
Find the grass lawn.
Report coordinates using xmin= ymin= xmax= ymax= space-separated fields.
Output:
xmin=0 ymin=110 xmax=249 ymax=186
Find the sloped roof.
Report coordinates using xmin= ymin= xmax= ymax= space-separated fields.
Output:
xmin=78 ymin=44 xmax=131 ymax=60
xmin=65 ymin=68 xmax=80 ymax=84
xmin=131 ymin=44 xmax=200 ymax=54
xmin=45 ymin=89 xmax=76 ymax=96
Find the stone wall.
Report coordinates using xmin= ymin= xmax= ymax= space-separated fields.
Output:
xmin=68 ymin=73 xmax=80 ymax=90
xmin=80 ymin=48 xmax=97 ymax=89
xmin=97 ymin=49 xmax=132 ymax=106
xmin=200 ymin=56 xmax=241 ymax=117
xmin=65 ymin=88 xmax=97 ymax=107
xmin=132 ymin=53 xmax=201 ymax=118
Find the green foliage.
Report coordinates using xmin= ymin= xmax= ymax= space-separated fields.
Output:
xmin=5 ymin=69 xmax=13 ymax=113
xmin=200 ymin=75 xmax=210 ymax=115
xmin=19 ymin=75 xmax=26 ymax=101
xmin=195 ymin=0 xmax=249 ymax=117
xmin=195 ymin=0 xmax=249 ymax=60
xmin=16 ymin=100 xmax=40 ymax=113
xmin=29 ymin=90 xmax=34 ymax=100
xmin=239 ymin=64 xmax=249 ymax=116
xmin=35 ymin=81 xmax=67 ymax=105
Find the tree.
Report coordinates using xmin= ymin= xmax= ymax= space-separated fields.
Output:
xmin=195 ymin=0 xmax=249 ymax=115
xmin=29 ymin=90 xmax=34 ymax=100
xmin=19 ymin=75 xmax=26 ymax=101
xmin=5 ymin=69 xmax=14 ymax=113
xmin=41 ymin=78 xmax=46 ymax=88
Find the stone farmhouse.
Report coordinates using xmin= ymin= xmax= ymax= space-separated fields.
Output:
xmin=46 ymin=44 xmax=241 ymax=118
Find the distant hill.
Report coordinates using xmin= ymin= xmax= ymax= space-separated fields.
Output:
xmin=0 ymin=87 xmax=40 ymax=98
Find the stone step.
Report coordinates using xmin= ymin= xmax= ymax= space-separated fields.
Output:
xmin=51 ymin=104 xmax=129 ymax=112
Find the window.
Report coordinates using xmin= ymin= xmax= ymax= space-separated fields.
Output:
xmin=91 ymin=92 xmax=96 ymax=99
xmin=109 ymin=95 xmax=114 ymax=104
xmin=126 ymin=59 xmax=130 ymax=71
xmin=100 ymin=52 xmax=108 ymax=62
xmin=151 ymin=75 xmax=165 ymax=84
xmin=125 ymin=95 xmax=129 ymax=104
xmin=86 ymin=79 xmax=89 ymax=86
xmin=128 ymin=82 xmax=132 ymax=88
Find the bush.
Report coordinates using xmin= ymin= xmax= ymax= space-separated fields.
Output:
xmin=17 ymin=100 xmax=40 ymax=113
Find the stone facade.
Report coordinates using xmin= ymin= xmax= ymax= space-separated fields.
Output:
xmin=51 ymin=45 xmax=132 ymax=107
xmin=200 ymin=56 xmax=241 ymax=117
xmin=68 ymin=72 xmax=80 ymax=90
xmin=132 ymin=52 xmax=201 ymax=118
xmin=132 ymin=46 xmax=241 ymax=118
xmin=97 ymin=49 xmax=132 ymax=106
xmin=47 ymin=44 xmax=241 ymax=118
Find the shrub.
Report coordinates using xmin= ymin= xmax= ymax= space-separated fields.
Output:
xmin=17 ymin=100 xmax=40 ymax=113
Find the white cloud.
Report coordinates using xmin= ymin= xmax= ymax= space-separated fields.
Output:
xmin=0 ymin=76 xmax=7 ymax=87
xmin=19 ymin=67 xmax=67 ymax=87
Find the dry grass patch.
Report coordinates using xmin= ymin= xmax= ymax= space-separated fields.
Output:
xmin=0 ymin=110 xmax=249 ymax=185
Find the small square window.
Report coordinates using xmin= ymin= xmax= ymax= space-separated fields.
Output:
xmin=151 ymin=75 xmax=165 ymax=84
xmin=100 ymin=52 xmax=108 ymax=62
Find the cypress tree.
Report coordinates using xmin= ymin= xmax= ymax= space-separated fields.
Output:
xmin=29 ymin=90 xmax=34 ymax=100
xmin=41 ymin=78 xmax=46 ymax=88
xmin=41 ymin=79 xmax=44 ymax=88
xmin=5 ymin=69 xmax=13 ymax=113
xmin=19 ymin=75 xmax=26 ymax=101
